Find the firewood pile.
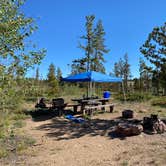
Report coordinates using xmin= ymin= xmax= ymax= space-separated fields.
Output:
xmin=114 ymin=111 xmax=166 ymax=137
xmin=143 ymin=114 xmax=166 ymax=134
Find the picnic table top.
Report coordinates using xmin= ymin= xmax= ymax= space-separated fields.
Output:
xmin=71 ymin=98 xmax=110 ymax=102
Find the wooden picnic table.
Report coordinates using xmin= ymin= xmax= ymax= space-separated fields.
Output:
xmin=72 ymin=98 xmax=110 ymax=105
xmin=71 ymin=98 xmax=110 ymax=112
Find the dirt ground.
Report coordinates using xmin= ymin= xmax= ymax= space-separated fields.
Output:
xmin=1 ymin=102 xmax=166 ymax=166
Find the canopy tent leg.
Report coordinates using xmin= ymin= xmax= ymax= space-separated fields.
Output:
xmin=87 ymin=81 xmax=92 ymax=98
xmin=90 ymin=81 xmax=92 ymax=97
xmin=93 ymin=82 xmax=95 ymax=96
xmin=87 ymin=82 xmax=89 ymax=98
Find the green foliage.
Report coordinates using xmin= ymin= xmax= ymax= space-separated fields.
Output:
xmin=13 ymin=120 xmax=25 ymax=128
xmin=16 ymin=136 xmax=36 ymax=152
xmin=91 ymin=19 xmax=109 ymax=72
xmin=0 ymin=135 xmax=36 ymax=158
xmin=151 ymin=97 xmax=166 ymax=107
xmin=56 ymin=67 xmax=62 ymax=81
xmin=71 ymin=15 xmax=109 ymax=74
xmin=113 ymin=53 xmax=131 ymax=92
xmin=140 ymin=22 xmax=166 ymax=68
xmin=47 ymin=63 xmax=59 ymax=97
xmin=10 ymin=112 xmax=27 ymax=121
xmin=0 ymin=107 xmax=34 ymax=158
xmin=60 ymin=84 xmax=86 ymax=99
xmin=140 ymin=22 xmax=166 ymax=94
xmin=0 ymin=112 xmax=10 ymax=138
xmin=0 ymin=1 xmax=45 ymax=158
xmin=0 ymin=74 xmax=34 ymax=113
xmin=0 ymin=0 xmax=46 ymax=75
xmin=115 ymin=92 xmax=153 ymax=102
xmin=0 ymin=148 xmax=8 ymax=158
xmin=47 ymin=63 xmax=56 ymax=81
xmin=0 ymin=0 xmax=46 ymax=112
xmin=139 ymin=58 xmax=152 ymax=92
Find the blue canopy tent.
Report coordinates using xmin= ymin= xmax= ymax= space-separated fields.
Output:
xmin=62 ymin=71 xmax=124 ymax=98
xmin=62 ymin=71 xmax=122 ymax=83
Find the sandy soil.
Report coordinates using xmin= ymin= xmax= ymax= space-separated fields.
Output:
xmin=1 ymin=102 xmax=166 ymax=166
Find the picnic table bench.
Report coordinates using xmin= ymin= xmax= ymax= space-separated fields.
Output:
xmin=83 ymin=103 xmax=114 ymax=116
xmin=66 ymin=103 xmax=81 ymax=113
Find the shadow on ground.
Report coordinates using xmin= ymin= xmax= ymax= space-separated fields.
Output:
xmin=34 ymin=113 xmax=142 ymax=140
xmin=24 ymin=109 xmax=76 ymax=122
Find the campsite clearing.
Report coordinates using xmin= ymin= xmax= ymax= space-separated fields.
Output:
xmin=1 ymin=102 xmax=166 ymax=166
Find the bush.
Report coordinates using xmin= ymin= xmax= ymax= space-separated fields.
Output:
xmin=114 ymin=92 xmax=153 ymax=102
xmin=151 ymin=97 xmax=166 ymax=107
xmin=0 ymin=148 xmax=8 ymax=158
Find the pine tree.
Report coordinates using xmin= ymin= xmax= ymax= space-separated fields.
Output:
xmin=72 ymin=15 xmax=109 ymax=74
xmin=91 ymin=20 xmax=109 ymax=73
xmin=47 ymin=63 xmax=59 ymax=96
xmin=47 ymin=63 xmax=56 ymax=81
xmin=140 ymin=22 xmax=166 ymax=94
xmin=79 ymin=15 xmax=95 ymax=71
xmin=71 ymin=58 xmax=87 ymax=74
xmin=56 ymin=67 xmax=62 ymax=81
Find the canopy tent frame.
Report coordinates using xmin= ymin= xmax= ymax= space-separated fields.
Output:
xmin=62 ymin=71 xmax=125 ymax=99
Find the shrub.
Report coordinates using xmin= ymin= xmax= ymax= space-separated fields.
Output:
xmin=114 ymin=92 xmax=153 ymax=102
xmin=0 ymin=135 xmax=36 ymax=158
xmin=151 ymin=97 xmax=166 ymax=107
xmin=0 ymin=148 xmax=8 ymax=158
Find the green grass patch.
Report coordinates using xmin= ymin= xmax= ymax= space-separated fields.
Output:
xmin=10 ymin=112 xmax=28 ymax=121
xmin=13 ymin=120 xmax=25 ymax=128
xmin=151 ymin=97 xmax=166 ymax=107
xmin=121 ymin=160 xmax=128 ymax=166
xmin=0 ymin=148 xmax=8 ymax=158
xmin=0 ymin=135 xmax=36 ymax=158
xmin=0 ymin=108 xmax=35 ymax=158
xmin=114 ymin=92 xmax=153 ymax=102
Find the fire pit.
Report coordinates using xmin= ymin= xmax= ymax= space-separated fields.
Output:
xmin=116 ymin=122 xmax=143 ymax=136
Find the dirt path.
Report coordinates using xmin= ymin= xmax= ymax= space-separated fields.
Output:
xmin=13 ymin=110 xmax=166 ymax=166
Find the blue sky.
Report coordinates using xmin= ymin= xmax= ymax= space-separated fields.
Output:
xmin=22 ymin=0 xmax=166 ymax=78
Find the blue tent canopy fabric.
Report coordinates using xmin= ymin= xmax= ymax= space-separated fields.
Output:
xmin=62 ymin=71 xmax=122 ymax=83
